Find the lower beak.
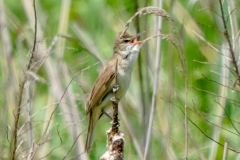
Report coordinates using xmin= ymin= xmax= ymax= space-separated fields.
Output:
xmin=132 ymin=40 xmax=143 ymax=44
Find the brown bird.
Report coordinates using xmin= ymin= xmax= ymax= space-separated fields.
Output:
xmin=85 ymin=32 xmax=143 ymax=152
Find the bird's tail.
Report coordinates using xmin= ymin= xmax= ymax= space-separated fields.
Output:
xmin=85 ymin=112 xmax=96 ymax=153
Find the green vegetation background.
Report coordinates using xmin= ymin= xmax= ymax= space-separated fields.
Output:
xmin=1 ymin=0 xmax=240 ymax=159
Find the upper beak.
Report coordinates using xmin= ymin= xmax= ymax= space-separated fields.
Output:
xmin=130 ymin=32 xmax=144 ymax=44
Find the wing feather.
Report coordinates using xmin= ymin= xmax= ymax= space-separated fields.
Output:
xmin=86 ymin=63 xmax=116 ymax=113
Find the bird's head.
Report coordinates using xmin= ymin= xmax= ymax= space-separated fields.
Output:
xmin=113 ymin=32 xmax=143 ymax=57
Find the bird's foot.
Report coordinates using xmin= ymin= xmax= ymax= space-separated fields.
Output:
xmin=112 ymin=84 xmax=119 ymax=93
xmin=110 ymin=121 xmax=120 ymax=127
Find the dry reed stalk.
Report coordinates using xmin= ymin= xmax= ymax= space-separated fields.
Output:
xmin=117 ymin=6 xmax=186 ymax=159
xmin=100 ymin=5 xmax=187 ymax=160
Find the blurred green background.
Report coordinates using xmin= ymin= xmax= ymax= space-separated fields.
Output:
xmin=1 ymin=0 xmax=240 ymax=159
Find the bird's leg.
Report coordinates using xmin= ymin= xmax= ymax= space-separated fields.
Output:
xmin=102 ymin=110 xmax=112 ymax=120
xmin=101 ymin=110 xmax=119 ymax=127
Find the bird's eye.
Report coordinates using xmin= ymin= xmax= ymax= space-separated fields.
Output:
xmin=124 ymin=39 xmax=130 ymax=43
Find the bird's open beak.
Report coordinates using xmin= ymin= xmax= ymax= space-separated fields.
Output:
xmin=131 ymin=40 xmax=143 ymax=44
xmin=130 ymin=32 xmax=144 ymax=44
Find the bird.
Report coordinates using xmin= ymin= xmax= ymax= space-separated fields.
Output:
xmin=85 ymin=32 xmax=143 ymax=152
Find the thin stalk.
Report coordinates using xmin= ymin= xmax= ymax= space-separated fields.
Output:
xmin=143 ymin=1 xmax=163 ymax=159
xmin=133 ymin=0 xmax=147 ymax=153
xmin=219 ymin=0 xmax=240 ymax=81
xmin=10 ymin=0 xmax=37 ymax=159
xmin=222 ymin=140 xmax=228 ymax=160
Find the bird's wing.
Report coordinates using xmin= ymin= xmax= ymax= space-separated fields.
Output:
xmin=86 ymin=63 xmax=116 ymax=113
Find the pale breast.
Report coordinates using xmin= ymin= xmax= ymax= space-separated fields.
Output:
xmin=115 ymin=64 xmax=132 ymax=99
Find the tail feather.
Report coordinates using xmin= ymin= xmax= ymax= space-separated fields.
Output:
xmin=85 ymin=111 xmax=96 ymax=153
